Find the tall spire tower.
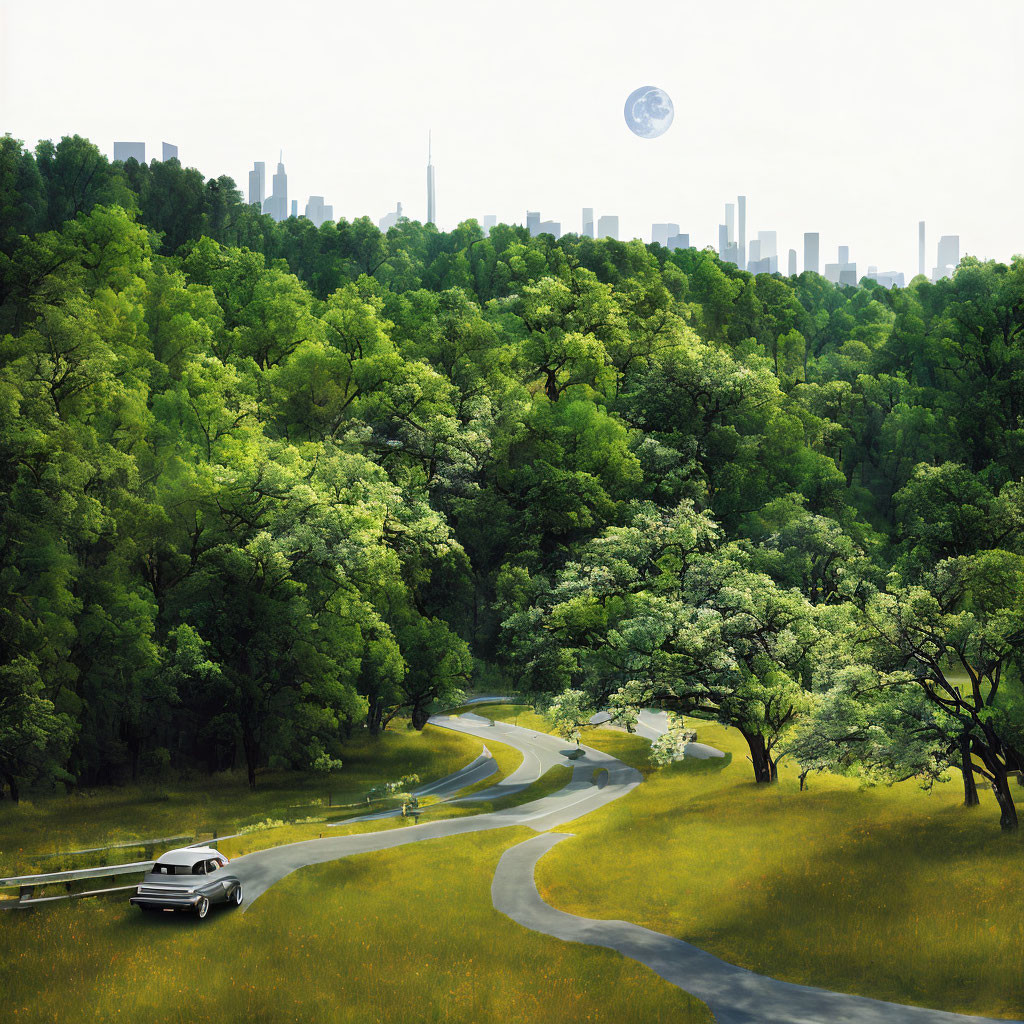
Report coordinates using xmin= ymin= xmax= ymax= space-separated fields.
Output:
xmin=426 ymin=132 xmax=436 ymax=226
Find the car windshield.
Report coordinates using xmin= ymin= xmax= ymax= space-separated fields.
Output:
xmin=151 ymin=862 xmax=202 ymax=875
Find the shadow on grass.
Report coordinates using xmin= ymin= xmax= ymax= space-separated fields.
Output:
xmin=667 ymin=752 xmax=733 ymax=777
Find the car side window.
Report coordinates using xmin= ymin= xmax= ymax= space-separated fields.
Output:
xmin=206 ymin=859 xmax=220 ymax=874
xmin=192 ymin=861 xmax=206 ymax=874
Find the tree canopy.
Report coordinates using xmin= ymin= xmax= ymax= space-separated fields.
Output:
xmin=2 ymin=133 xmax=1023 ymax=827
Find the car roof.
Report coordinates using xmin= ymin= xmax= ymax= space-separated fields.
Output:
xmin=154 ymin=846 xmax=223 ymax=865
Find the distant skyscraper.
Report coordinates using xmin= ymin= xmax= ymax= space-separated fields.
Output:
xmin=378 ymin=201 xmax=403 ymax=232
xmin=597 ymin=215 xmax=619 ymax=240
xmin=483 ymin=215 xmax=496 ymax=233
xmin=937 ymin=235 xmax=959 ymax=268
xmin=666 ymin=233 xmax=690 ymax=252
xmin=934 ymin=235 xmax=960 ymax=280
xmin=825 ymin=246 xmax=857 ymax=285
xmin=290 ymin=199 xmax=298 ymax=218
xmin=718 ymin=223 xmax=741 ymax=267
xmin=526 ymin=211 xmax=541 ymax=237
xmin=161 ymin=142 xmax=178 ymax=161
xmin=718 ymin=200 xmax=741 ymax=266
xmin=426 ymin=132 xmax=436 ymax=225
xmin=748 ymin=238 xmax=761 ymax=267
xmin=263 ymin=153 xmax=288 ymax=222
xmin=758 ymin=231 xmax=778 ymax=273
xmin=113 ymin=141 xmax=145 ymax=163
xmin=538 ymin=219 xmax=561 ymax=238
xmin=306 ymin=195 xmax=333 ymax=228
xmin=653 ymin=223 xmax=680 ymax=247
xmin=804 ymin=232 xmax=819 ymax=275
xmin=582 ymin=208 xmax=595 ymax=238
xmin=919 ymin=221 xmax=926 ymax=278
xmin=249 ymin=162 xmax=265 ymax=208
xmin=788 ymin=249 xmax=797 ymax=276
xmin=738 ymin=195 xmax=746 ymax=267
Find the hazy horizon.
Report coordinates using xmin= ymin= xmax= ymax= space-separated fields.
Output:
xmin=2 ymin=0 xmax=1022 ymax=275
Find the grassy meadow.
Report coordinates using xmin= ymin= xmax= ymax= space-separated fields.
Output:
xmin=0 ymin=721 xmax=507 ymax=877
xmin=5 ymin=698 xmax=1022 ymax=1021
xmin=0 ymin=831 xmax=713 ymax=1024
xmin=532 ymin=714 xmax=1024 ymax=1019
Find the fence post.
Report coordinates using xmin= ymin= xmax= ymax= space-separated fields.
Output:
xmin=18 ymin=884 xmax=34 ymax=905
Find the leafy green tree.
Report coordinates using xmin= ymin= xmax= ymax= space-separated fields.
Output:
xmin=544 ymin=688 xmax=596 ymax=748
xmin=35 ymin=135 xmax=133 ymax=230
xmin=0 ymin=135 xmax=45 ymax=254
xmin=505 ymin=502 xmax=818 ymax=782
xmin=0 ymin=658 xmax=75 ymax=801
xmin=858 ymin=551 xmax=1024 ymax=830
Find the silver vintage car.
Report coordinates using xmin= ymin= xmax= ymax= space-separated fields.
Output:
xmin=129 ymin=846 xmax=242 ymax=919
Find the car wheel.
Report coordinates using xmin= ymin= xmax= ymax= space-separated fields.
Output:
xmin=232 ymin=884 xmax=243 ymax=907
xmin=196 ymin=896 xmax=210 ymax=920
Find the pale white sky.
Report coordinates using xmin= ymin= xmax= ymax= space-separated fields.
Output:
xmin=2 ymin=0 xmax=1022 ymax=276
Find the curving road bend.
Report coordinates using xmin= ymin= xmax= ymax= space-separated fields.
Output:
xmin=594 ymin=708 xmax=726 ymax=761
xmin=227 ymin=709 xmax=1018 ymax=1024
xmin=492 ymin=832 xmax=1018 ymax=1024
xmin=230 ymin=714 xmax=640 ymax=905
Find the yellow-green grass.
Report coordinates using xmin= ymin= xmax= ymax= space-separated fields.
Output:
xmin=0 ymin=831 xmax=713 ymax=1024
xmin=0 ymin=721 xmax=489 ymax=876
xmin=537 ymin=720 xmax=1024 ymax=1019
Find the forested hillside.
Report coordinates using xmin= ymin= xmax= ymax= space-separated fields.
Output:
xmin=2 ymin=135 xmax=1023 ymax=827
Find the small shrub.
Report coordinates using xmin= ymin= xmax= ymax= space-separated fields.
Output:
xmin=238 ymin=818 xmax=286 ymax=835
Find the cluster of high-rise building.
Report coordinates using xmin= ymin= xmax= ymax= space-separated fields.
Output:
xmin=249 ymin=135 xmax=439 ymax=232
xmin=704 ymin=195 xmax=955 ymax=286
xmin=113 ymin=141 xmax=178 ymax=163
xmin=513 ymin=196 xmax=958 ymax=288
xmin=247 ymin=153 xmax=335 ymax=227
xmin=527 ymin=209 xmax=623 ymax=242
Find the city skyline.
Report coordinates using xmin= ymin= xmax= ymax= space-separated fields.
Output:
xmin=3 ymin=0 xmax=1021 ymax=277
xmin=114 ymin=137 xmax=969 ymax=282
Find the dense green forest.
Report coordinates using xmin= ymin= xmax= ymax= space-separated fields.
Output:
xmin=2 ymin=135 xmax=1023 ymax=827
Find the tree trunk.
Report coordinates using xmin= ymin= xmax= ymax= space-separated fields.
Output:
xmin=742 ymin=731 xmax=775 ymax=784
xmin=991 ymin=771 xmax=1018 ymax=831
xmin=410 ymin=704 xmax=430 ymax=731
xmin=4 ymin=774 xmax=19 ymax=803
xmin=367 ymin=700 xmax=384 ymax=736
xmin=960 ymin=736 xmax=980 ymax=807
xmin=242 ymin=733 xmax=260 ymax=791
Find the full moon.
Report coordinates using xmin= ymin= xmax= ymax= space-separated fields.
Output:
xmin=623 ymin=86 xmax=674 ymax=139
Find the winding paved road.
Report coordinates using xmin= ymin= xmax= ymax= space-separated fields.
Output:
xmin=226 ymin=707 xmax=1019 ymax=1024
xmin=230 ymin=713 xmax=640 ymax=904
xmin=493 ymin=833 xmax=1014 ymax=1024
